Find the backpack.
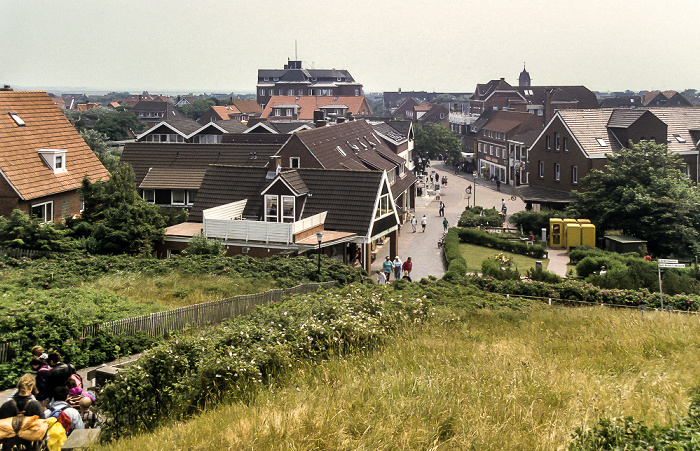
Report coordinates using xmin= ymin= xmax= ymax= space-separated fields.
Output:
xmin=48 ymin=405 xmax=72 ymax=435
xmin=68 ymin=373 xmax=83 ymax=390
xmin=0 ymin=400 xmax=48 ymax=451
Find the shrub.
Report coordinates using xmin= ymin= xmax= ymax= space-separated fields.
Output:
xmin=526 ymin=267 xmax=562 ymax=284
xmin=185 ymin=234 xmax=224 ymax=256
xmin=442 ymin=229 xmax=467 ymax=281
xmin=481 ymin=258 xmax=521 ymax=280
xmin=457 ymin=206 xmax=503 ymax=228
xmin=509 ymin=209 xmax=565 ymax=236
xmin=457 ymin=228 xmax=547 ymax=258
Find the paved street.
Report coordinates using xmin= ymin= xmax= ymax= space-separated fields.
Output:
xmin=372 ymin=160 xmax=529 ymax=281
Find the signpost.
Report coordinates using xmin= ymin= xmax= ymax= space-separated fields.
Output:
xmin=657 ymin=259 xmax=685 ymax=310
xmin=465 ymin=185 xmax=472 ymax=207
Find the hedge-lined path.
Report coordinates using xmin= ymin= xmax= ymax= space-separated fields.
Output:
xmin=371 ymin=160 xmax=569 ymax=280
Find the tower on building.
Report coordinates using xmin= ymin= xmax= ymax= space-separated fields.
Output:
xmin=519 ymin=64 xmax=531 ymax=87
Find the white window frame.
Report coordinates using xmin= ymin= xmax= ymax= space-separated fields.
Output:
xmin=572 ymin=165 xmax=578 ymax=184
xmin=375 ymin=193 xmax=391 ymax=219
xmin=538 ymin=161 xmax=544 ymax=178
xmin=555 ymin=132 xmax=560 ymax=150
xmin=31 ymin=201 xmax=53 ymax=224
xmin=290 ymin=157 xmax=300 ymax=168
xmin=186 ymin=190 xmax=196 ymax=206
xmin=546 ymin=135 xmax=551 ymax=150
xmin=564 ymin=136 xmax=569 ymax=152
xmin=555 ymin=163 xmax=561 ymax=181
xmin=265 ymin=195 xmax=278 ymax=222
xmin=281 ymin=195 xmax=295 ymax=223
xmin=142 ymin=190 xmax=155 ymax=204
xmin=171 ymin=190 xmax=186 ymax=206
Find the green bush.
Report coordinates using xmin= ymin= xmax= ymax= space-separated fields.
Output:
xmin=526 ymin=267 xmax=563 ymax=284
xmin=185 ymin=233 xmax=224 ymax=256
xmin=570 ymin=394 xmax=700 ymax=450
xmin=457 ymin=228 xmax=547 ymax=259
xmin=481 ymin=258 xmax=521 ymax=280
xmin=457 ymin=206 xmax=503 ymax=228
xmin=509 ymin=209 xmax=566 ymax=236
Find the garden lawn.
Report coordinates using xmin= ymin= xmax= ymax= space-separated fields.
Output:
xmin=93 ymin=303 xmax=700 ymax=450
xmin=459 ymin=242 xmax=549 ymax=272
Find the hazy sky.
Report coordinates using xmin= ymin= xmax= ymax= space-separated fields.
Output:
xmin=2 ymin=0 xmax=699 ymax=95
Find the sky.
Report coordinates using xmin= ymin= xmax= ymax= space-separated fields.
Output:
xmin=2 ymin=0 xmax=699 ymax=95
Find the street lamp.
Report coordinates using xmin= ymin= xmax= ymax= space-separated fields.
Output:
xmin=316 ymin=232 xmax=323 ymax=280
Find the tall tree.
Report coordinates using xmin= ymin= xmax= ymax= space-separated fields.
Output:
xmin=76 ymin=165 xmax=165 ymax=254
xmin=568 ymin=141 xmax=700 ymax=257
xmin=413 ymin=123 xmax=461 ymax=171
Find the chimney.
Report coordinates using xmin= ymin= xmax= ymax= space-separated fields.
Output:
xmin=337 ymin=116 xmax=346 ymax=124
xmin=313 ymin=110 xmax=326 ymax=127
xmin=1 ymin=85 xmax=13 ymax=91
xmin=270 ymin=155 xmax=282 ymax=174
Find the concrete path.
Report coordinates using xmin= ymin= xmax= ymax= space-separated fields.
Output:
xmin=372 ymin=160 xmax=570 ymax=279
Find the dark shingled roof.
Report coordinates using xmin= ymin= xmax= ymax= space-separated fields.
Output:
xmin=188 ymin=166 xmax=386 ymax=237
xmin=390 ymin=172 xmax=418 ymax=200
xmin=292 ymin=119 xmax=399 ymax=171
xmin=140 ymin=168 xmax=207 ymax=190
xmin=201 ymin=120 xmax=248 ymax=134
xmin=188 ymin=166 xmax=271 ymax=222
xmin=607 ymin=109 xmax=646 ymax=128
xmin=293 ymin=168 xmax=383 ymax=236
xmin=221 ymin=133 xmax=291 ymax=145
xmin=120 ymin=142 xmax=283 ymax=186
xmin=516 ymin=185 xmax=575 ymax=204
xmin=278 ymin=170 xmax=309 ymax=194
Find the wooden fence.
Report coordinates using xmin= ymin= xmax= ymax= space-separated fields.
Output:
xmin=0 ymin=247 xmax=42 ymax=259
xmin=0 ymin=281 xmax=336 ymax=364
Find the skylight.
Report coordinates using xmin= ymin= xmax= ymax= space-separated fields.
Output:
xmin=336 ymin=146 xmax=346 ymax=157
xmin=595 ymin=138 xmax=608 ymax=147
xmin=674 ymin=134 xmax=687 ymax=143
xmin=8 ymin=112 xmax=25 ymax=126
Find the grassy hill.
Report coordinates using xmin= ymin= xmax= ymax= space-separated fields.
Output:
xmin=93 ymin=286 xmax=700 ymax=450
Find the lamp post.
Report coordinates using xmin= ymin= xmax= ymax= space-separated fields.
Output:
xmin=316 ymin=232 xmax=323 ymax=280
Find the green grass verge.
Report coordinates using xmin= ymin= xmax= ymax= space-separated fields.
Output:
xmin=459 ymin=242 xmax=549 ymax=272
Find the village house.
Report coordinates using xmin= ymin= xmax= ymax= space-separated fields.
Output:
xmin=0 ymin=89 xmax=109 ymax=222
xmin=260 ymin=95 xmax=371 ymax=121
xmin=137 ymin=117 xmax=247 ymax=143
xmin=256 ymin=60 xmax=363 ymax=108
xmin=520 ymin=107 xmax=700 ymax=208
xmin=162 ymin=161 xmax=398 ymax=273
xmin=120 ymin=137 xmax=289 ymax=209
xmin=131 ymin=100 xmax=184 ymax=127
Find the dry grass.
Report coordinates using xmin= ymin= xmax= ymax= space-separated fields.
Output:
xmin=95 ymin=305 xmax=700 ymax=450
xmin=83 ymin=272 xmax=275 ymax=308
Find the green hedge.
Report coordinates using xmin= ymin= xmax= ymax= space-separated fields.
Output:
xmin=98 ymin=284 xmax=431 ymax=440
xmin=442 ymin=228 xmax=467 ymax=281
xmin=457 ymin=228 xmax=547 ymax=258
xmin=470 ymin=276 xmax=699 ymax=311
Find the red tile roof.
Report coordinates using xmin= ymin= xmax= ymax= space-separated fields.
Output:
xmin=261 ymin=96 xmax=370 ymax=120
xmin=0 ymin=91 xmax=109 ymax=200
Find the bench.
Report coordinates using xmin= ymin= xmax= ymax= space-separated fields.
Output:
xmin=62 ymin=428 xmax=101 ymax=450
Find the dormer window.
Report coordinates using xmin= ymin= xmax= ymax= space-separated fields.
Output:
xmin=8 ymin=112 xmax=25 ymax=126
xmin=38 ymin=149 xmax=67 ymax=173
xmin=674 ymin=134 xmax=686 ymax=143
xmin=595 ymin=138 xmax=608 ymax=147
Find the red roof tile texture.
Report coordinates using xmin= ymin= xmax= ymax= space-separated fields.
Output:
xmin=0 ymin=91 xmax=109 ymax=200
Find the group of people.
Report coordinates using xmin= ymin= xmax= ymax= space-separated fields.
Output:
xmin=0 ymin=346 xmax=101 ymax=446
xmin=378 ymin=256 xmax=413 ymax=283
xmin=410 ymin=215 xmax=427 ymax=233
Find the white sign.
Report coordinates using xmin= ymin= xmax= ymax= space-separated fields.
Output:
xmin=658 ymin=259 xmax=679 ymax=264
xmin=659 ymin=263 xmax=685 ymax=268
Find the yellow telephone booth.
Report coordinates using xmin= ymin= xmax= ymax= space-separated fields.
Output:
xmin=580 ymin=223 xmax=596 ymax=247
xmin=577 ymin=219 xmax=591 ymax=224
xmin=566 ymin=223 xmax=582 ymax=250
xmin=562 ymin=219 xmax=578 ymax=248
xmin=549 ymin=218 xmax=563 ymax=248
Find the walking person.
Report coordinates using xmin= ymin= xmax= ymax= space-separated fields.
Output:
xmin=438 ymin=202 xmax=445 ymax=217
xmin=496 ymin=177 xmax=501 ymax=191
xmin=382 ymin=256 xmax=393 ymax=281
xmin=402 ymin=257 xmax=413 ymax=281
xmin=442 ymin=217 xmax=449 ymax=232
xmin=411 ymin=215 xmax=417 ymax=233
xmin=393 ymin=256 xmax=402 ymax=280
xmin=421 ymin=215 xmax=427 ymax=232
